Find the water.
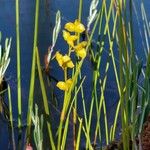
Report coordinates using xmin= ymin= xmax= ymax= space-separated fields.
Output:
xmin=0 ymin=0 xmax=149 ymax=149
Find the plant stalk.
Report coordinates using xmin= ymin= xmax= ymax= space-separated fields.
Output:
xmin=26 ymin=0 xmax=39 ymax=141
xmin=16 ymin=0 xmax=22 ymax=129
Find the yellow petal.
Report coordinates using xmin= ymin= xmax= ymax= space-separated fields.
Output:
xmin=66 ymin=61 xmax=74 ymax=68
xmin=56 ymin=52 xmax=63 ymax=67
xmin=66 ymin=78 xmax=72 ymax=87
xmin=76 ymin=48 xmax=86 ymax=58
xmin=62 ymin=55 xmax=71 ymax=63
xmin=65 ymin=22 xmax=75 ymax=32
xmin=63 ymin=55 xmax=74 ymax=68
xmin=56 ymin=81 xmax=68 ymax=91
xmin=63 ymin=30 xmax=77 ymax=47
xmin=63 ymin=30 xmax=70 ymax=41
xmin=56 ymin=51 xmax=62 ymax=59
xmin=74 ymin=20 xmax=85 ymax=33
xmin=67 ymin=39 xmax=74 ymax=47
xmin=80 ymin=41 xmax=87 ymax=47
xmin=75 ymin=41 xmax=87 ymax=50
xmin=67 ymin=35 xmax=78 ymax=47
xmin=69 ymin=35 xmax=78 ymax=41
xmin=57 ymin=79 xmax=72 ymax=91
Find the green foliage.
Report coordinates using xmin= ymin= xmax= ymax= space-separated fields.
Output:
xmin=1 ymin=0 xmax=149 ymax=149
xmin=87 ymin=0 xmax=99 ymax=31
xmin=16 ymin=0 xmax=22 ymax=129
xmin=47 ymin=11 xmax=61 ymax=64
xmin=32 ymin=104 xmax=44 ymax=150
xmin=0 ymin=35 xmax=11 ymax=84
xmin=27 ymin=0 xmax=40 ymax=139
xmin=52 ymin=11 xmax=61 ymax=48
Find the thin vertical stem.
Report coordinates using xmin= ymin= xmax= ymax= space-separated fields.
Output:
xmin=36 ymin=47 xmax=56 ymax=150
xmin=78 ymin=0 xmax=83 ymax=21
xmin=8 ymin=85 xmax=16 ymax=150
xmin=16 ymin=0 xmax=22 ymax=129
xmin=118 ymin=1 xmax=129 ymax=149
xmin=73 ymin=0 xmax=83 ymax=149
xmin=26 ymin=0 xmax=39 ymax=141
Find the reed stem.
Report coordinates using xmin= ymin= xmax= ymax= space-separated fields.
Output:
xmin=26 ymin=0 xmax=39 ymax=141
xmin=8 ymin=85 xmax=16 ymax=150
xmin=15 ymin=0 xmax=22 ymax=129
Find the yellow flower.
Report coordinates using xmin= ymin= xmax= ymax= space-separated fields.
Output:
xmin=56 ymin=78 xmax=72 ymax=91
xmin=75 ymin=48 xmax=86 ymax=58
xmin=55 ymin=51 xmax=74 ymax=69
xmin=75 ymin=41 xmax=87 ymax=49
xmin=65 ymin=20 xmax=85 ymax=33
xmin=63 ymin=30 xmax=78 ymax=47
xmin=74 ymin=41 xmax=87 ymax=58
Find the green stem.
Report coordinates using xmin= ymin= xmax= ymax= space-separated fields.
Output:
xmin=118 ymin=1 xmax=129 ymax=149
xmin=16 ymin=0 xmax=22 ymax=129
xmin=8 ymin=85 xmax=16 ymax=150
xmin=78 ymin=0 xmax=83 ymax=21
xmin=36 ymin=47 xmax=56 ymax=149
xmin=57 ymin=120 xmax=63 ymax=150
xmin=26 ymin=0 xmax=39 ymax=141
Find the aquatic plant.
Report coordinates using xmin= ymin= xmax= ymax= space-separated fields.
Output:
xmin=16 ymin=0 xmax=22 ymax=129
xmin=32 ymin=104 xmax=43 ymax=150
xmin=0 ymin=34 xmax=11 ymax=85
xmin=0 ymin=0 xmax=149 ymax=149
xmin=55 ymin=19 xmax=87 ymax=150
xmin=46 ymin=11 xmax=61 ymax=70
xmin=23 ymin=0 xmax=150 ymax=149
xmin=0 ymin=33 xmax=11 ymax=117
xmin=87 ymin=0 xmax=99 ymax=32
xmin=27 ymin=0 xmax=40 ymax=139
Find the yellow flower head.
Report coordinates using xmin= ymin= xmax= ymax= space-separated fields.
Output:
xmin=63 ymin=30 xmax=78 ymax=47
xmin=56 ymin=78 xmax=72 ymax=91
xmin=74 ymin=41 xmax=87 ymax=58
xmin=55 ymin=51 xmax=74 ymax=69
xmin=65 ymin=20 xmax=85 ymax=33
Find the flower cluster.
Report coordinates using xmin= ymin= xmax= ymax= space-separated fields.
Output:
xmin=63 ymin=20 xmax=87 ymax=58
xmin=55 ymin=52 xmax=74 ymax=70
xmin=55 ymin=20 xmax=87 ymax=91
